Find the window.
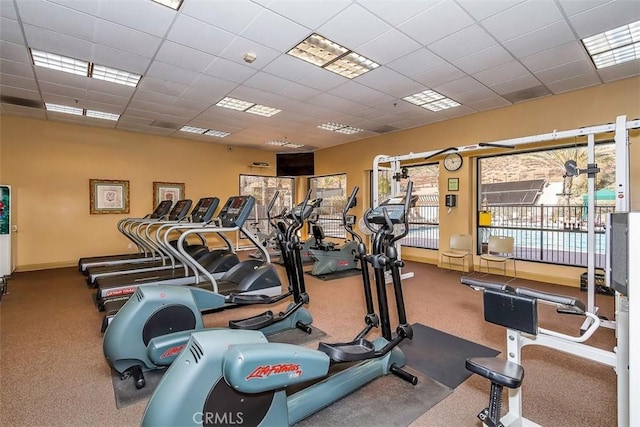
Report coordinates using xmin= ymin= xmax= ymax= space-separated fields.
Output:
xmin=308 ymin=174 xmax=347 ymax=238
xmin=373 ymin=163 xmax=440 ymax=250
xmin=239 ymin=175 xmax=294 ymax=243
xmin=477 ymin=143 xmax=616 ymax=268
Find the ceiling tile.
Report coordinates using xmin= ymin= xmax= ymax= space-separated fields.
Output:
xmin=217 ymin=36 xmax=281 ymax=69
xmin=181 ymin=0 xmax=264 ymax=34
xmin=317 ymin=3 xmax=392 ymax=49
xmin=502 ymin=20 xmax=576 ymax=58
xmin=22 ymin=24 xmax=93 ymax=61
xmin=264 ymin=0 xmax=351 ymax=29
xmin=429 ymin=25 xmax=496 ymax=62
xmin=356 ymin=66 xmax=414 ymax=92
xmin=434 ymin=76 xmax=488 ymax=98
xmin=34 ymin=67 xmax=89 ymax=89
xmin=86 ymin=90 xmax=130 ymax=107
xmin=183 ymin=74 xmax=238 ymax=101
xmin=243 ymin=71 xmax=294 ymax=93
xmin=533 ymin=59 xmax=594 ymax=85
xmin=166 ymin=14 xmax=235 ymax=56
xmin=93 ymin=19 xmax=163 ymax=58
xmin=16 ymin=0 xmax=97 ymax=40
xmin=467 ymin=96 xmax=511 ymax=111
xmin=91 ymin=44 xmax=152 ymax=75
xmin=39 ymin=81 xmax=87 ymax=100
xmin=45 ymin=0 xmax=102 ymax=16
xmin=546 ymin=72 xmax=601 ymax=94
xmin=137 ymin=76 xmax=187 ymax=97
xmin=414 ymin=62 xmax=466 ymax=88
xmin=0 ymin=0 xmax=17 ymax=19
xmin=276 ymin=82 xmax=322 ymax=101
xmin=482 ymin=0 xmax=564 ymax=42
xmin=0 ymin=85 xmax=41 ymax=101
xmin=455 ymin=0 xmax=524 ymax=21
xmin=490 ymin=74 xmax=542 ymax=95
xmin=473 ymin=60 xmax=531 ymax=86
xmin=146 ymin=61 xmax=200 ymax=86
xmin=398 ymin=0 xmax=474 ymax=46
xmin=520 ymin=41 xmax=587 ymax=72
xmin=356 ymin=0 xmax=440 ymax=26
xmin=227 ymin=85 xmax=274 ymax=103
xmin=154 ymin=41 xmax=216 ymax=73
xmin=296 ymin=68 xmax=346 ymax=91
xmin=556 ymin=0 xmax=610 ymax=17
xmin=97 ymin=0 xmax=175 ymax=38
xmin=240 ymin=9 xmax=310 ymax=52
xmin=0 ymin=73 xmax=38 ymax=90
xmin=132 ymin=90 xmax=176 ymax=106
xmin=358 ymin=29 xmax=422 ymax=64
xmin=597 ymin=60 xmax=640 ymax=83
xmin=386 ymin=48 xmax=446 ymax=77
xmin=568 ymin=1 xmax=640 ymax=38
xmin=87 ymin=79 xmax=136 ymax=98
xmin=1 ymin=17 xmax=23 ymax=44
xmin=451 ymin=44 xmax=514 ymax=75
xmin=262 ymin=54 xmax=317 ymax=82
xmin=0 ymin=40 xmax=31 ymax=64
xmin=203 ymin=57 xmax=257 ymax=84
xmin=454 ymin=86 xmax=501 ymax=104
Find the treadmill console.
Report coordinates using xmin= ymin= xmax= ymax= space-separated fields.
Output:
xmin=167 ymin=199 xmax=193 ymax=221
xmin=367 ymin=195 xmax=418 ymax=225
xmin=345 ymin=214 xmax=356 ymax=226
xmin=218 ymin=196 xmax=256 ymax=228
xmin=149 ymin=200 xmax=173 ymax=219
xmin=191 ymin=197 xmax=219 ymax=223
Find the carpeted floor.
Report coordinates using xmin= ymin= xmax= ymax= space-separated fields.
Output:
xmin=0 ymin=261 xmax=617 ymax=426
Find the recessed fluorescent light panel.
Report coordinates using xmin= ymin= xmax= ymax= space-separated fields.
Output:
xmin=45 ymin=104 xmax=119 ymax=121
xmin=582 ymin=20 xmax=640 ymax=69
xmin=317 ymin=122 xmax=364 ymax=134
xmin=86 ymin=110 xmax=120 ymax=121
xmin=288 ymin=33 xmax=379 ymax=79
xmin=30 ymin=49 xmax=142 ymax=87
xmin=204 ymin=130 xmax=230 ymax=138
xmin=266 ymin=140 xmax=304 ymax=148
xmin=403 ymin=89 xmax=460 ymax=112
xmin=91 ymin=65 xmax=141 ymax=87
xmin=151 ymin=0 xmax=183 ymax=10
xmin=45 ymin=103 xmax=83 ymax=115
xmin=31 ymin=50 xmax=88 ymax=76
xmin=179 ymin=126 xmax=230 ymax=138
xmin=215 ymin=97 xmax=281 ymax=118
xmin=180 ymin=126 xmax=208 ymax=134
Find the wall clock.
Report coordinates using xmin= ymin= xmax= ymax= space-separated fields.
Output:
xmin=444 ymin=152 xmax=463 ymax=172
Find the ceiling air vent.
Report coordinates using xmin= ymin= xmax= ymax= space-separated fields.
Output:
xmin=502 ymin=85 xmax=551 ymax=104
xmin=371 ymin=125 xmax=399 ymax=134
xmin=150 ymin=120 xmax=181 ymax=129
xmin=0 ymin=95 xmax=43 ymax=109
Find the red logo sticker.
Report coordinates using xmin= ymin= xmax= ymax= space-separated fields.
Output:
xmin=160 ymin=344 xmax=186 ymax=359
xmin=246 ymin=363 xmax=302 ymax=380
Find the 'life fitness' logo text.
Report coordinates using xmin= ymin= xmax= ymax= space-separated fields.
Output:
xmin=246 ymin=363 xmax=302 ymax=380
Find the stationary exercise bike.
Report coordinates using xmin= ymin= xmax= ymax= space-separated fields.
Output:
xmin=103 ymin=193 xmax=320 ymax=389
xmin=140 ymin=182 xmax=418 ymax=426
xmin=309 ymin=186 xmax=362 ymax=276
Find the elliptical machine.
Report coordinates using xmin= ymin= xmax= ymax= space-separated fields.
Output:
xmin=309 ymin=186 xmax=362 ymax=276
xmin=140 ymin=182 xmax=418 ymax=426
xmin=103 ymin=191 xmax=319 ymax=389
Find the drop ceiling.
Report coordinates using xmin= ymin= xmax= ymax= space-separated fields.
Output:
xmin=1 ymin=0 xmax=639 ymax=152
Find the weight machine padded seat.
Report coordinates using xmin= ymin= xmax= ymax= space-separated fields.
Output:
xmin=465 ymin=357 xmax=524 ymax=389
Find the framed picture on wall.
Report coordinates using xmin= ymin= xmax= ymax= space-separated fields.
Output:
xmin=153 ymin=181 xmax=184 ymax=208
xmin=90 ymin=179 xmax=130 ymax=214
xmin=447 ymin=177 xmax=459 ymax=191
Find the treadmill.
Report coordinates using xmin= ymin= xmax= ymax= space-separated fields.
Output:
xmin=85 ymin=199 xmax=194 ymax=286
xmin=100 ymin=195 xmax=284 ymax=332
xmin=94 ymin=196 xmax=233 ymax=305
xmin=78 ymin=200 xmax=173 ymax=273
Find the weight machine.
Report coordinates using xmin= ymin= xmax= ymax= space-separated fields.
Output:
xmin=373 ymin=115 xmax=638 ymax=426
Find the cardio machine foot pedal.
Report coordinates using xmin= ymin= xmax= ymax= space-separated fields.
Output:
xmin=121 ymin=365 xmax=146 ymax=389
xmin=227 ymin=294 xmax=275 ymax=305
xmin=229 ymin=311 xmax=275 ymax=330
xmin=318 ymin=338 xmax=375 ymax=362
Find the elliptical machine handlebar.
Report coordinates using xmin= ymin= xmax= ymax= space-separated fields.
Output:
xmin=343 ymin=186 xmax=362 ymax=244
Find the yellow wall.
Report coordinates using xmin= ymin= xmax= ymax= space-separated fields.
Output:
xmin=1 ymin=76 xmax=638 ymax=285
xmin=0 ymin=118 xmax=274 ymax=270
xmin=314 ymin=76 xmax=640 ymax=286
